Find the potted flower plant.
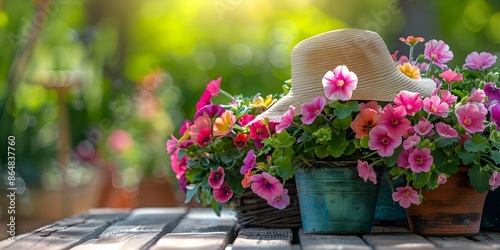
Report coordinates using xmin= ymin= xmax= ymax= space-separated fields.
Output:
xmin=367 ymin=35 xmax=500 ymax=235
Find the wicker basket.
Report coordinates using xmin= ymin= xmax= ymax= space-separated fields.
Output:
xmin=233 ymin=181 xmax=302 ymax=228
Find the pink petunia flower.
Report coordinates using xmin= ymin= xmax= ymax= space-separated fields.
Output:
xmin=360 ymin=101 xmax=380 ymax=112
xmin=438 ymin=173 xmax=448 ymax=185
xmin=170 ymin=149 xmax=187 ymax=179
xmin=267 ymin=188 xmax=290 ymax=210
xmin=403 ymin=134 xmax=420 ymax=150
xmin=166 ymin=134 xmax=179 ymax=154
xmin=189 ymin=112 xmax=212 ymax=143
xmin=357 ymin=160 xmax=377 ymax=184
xmin=455 ymin=103 xmax=486 ymax=133
xmin=300 ymin=96 xmax=326 ymax=125
xmin=249 ymin=120 xmax=270 ymax=140
xmin=464 ymin=52 xmax=497 ymax=70
xmin=322 ymin=65 xmax=358 ymax=101
xmin=392 ymin=186 xmax=420 ymax=208
xmin=408 ymin=148 xmax=433 ymax=173
xmin=394 ymin=91 xmax=423 ymax=116
xmin=439 ymin=70 xmax=463 ymax=83
xmin=179 ymin=120 xmax=191 ymax=135
xmin=397 ymin=148 xmax=413 ymax=169
xmin=417 ymin=62 xmax=430 ymax=72
xmin=414 ymin=117 xmax=434 ymax=136
xmin=239 ymin=114 xmax=256 ymax=127
xmin=368 ymin=126 xmax=402 ymax=157
xmin=206 ymin=77 xmax=222 ymax=96
xmin=424 ymin=39 xmax=454 ymax=66
xmin=196 ymin=89 xmax=212 ymax=110
xmin=377 ymin=104 xmax=411 ymax=137
xmin=240 ymin=150 xmax=256 ymax=175
xmin=213 ymin=183 xmax=233 ymax=203
xmin=250 ymin=172 xmax=284 ymax=201
xmin=435 ymin=122 xmax=458 ymax=138
xmin=469 ymin=88 xmax=486 ymax=103
xmin=440 ymin=90 xmax=458 ymax=106
xmin=489 ymin=172 xmax=500 ymax=191
xmin=208 ymin=166 xmax=225 ymax=189
xmin=423 ymin=96 xmax=449 ymax=117
xmin=276 ymin=106 xmax=296 ymax=133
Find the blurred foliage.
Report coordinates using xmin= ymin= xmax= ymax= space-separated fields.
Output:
xmin=0 ymin=0 xmax=499 ymax=191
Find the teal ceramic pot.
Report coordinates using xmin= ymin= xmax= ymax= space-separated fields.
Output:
xmin=481 ymin=189 xmax=500 ymax=231
xmin=374 ymin=170 xmax=407 ymax=223
xmin=296 ymin=165 xmax=380 ymax=234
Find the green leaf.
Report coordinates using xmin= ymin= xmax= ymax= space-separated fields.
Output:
xmin=433 ymin=151 xmax=459 ymax=175
xmin=464 ymin=134 xmax=488 ymax=152
xmin=360 ymin=135 xmax=369 ymax=148
xmin=427 ymin=172 xmax=439 ymax=190
xmin=490 ymin=130 xmax=500 ymax=149
xmin=184 ymin=183 xmax=200 ymax=203
xmin=177 ymin=149 xmax=186 ymax=159
xmin=412 ymin=171 xmax=431 ymax=189
xmin=491 ymin=150 xmax=500 ymax=165
xmin=468 ymin=165 xmax=491 ymax=192
xmin=314 ymin=146 xmax=329 ymax=159
xmin=383 ymin=147 xmax=402 ymax=168
xmin=332 ymin=116 xmax=352 ymax=130
xmin=211 ymin=200 xmax=222 ymax=216
xmin=274 ymin=156 xmax=296 ymax=180
xmin=327 ymin=138 xmax=348 ymax=158
xmin=389 ymin=166 xmax=407 ymax=178
xmin=435 ymin=138 xmax=458 ymax=147
xmin=330 ymin=101 xmax=360 ymax=119
xmin=457 ymin=151 xmax=480 ymax=165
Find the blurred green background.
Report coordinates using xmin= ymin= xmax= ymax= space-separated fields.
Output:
xmin=0 ymin=0 xmax=499 ymax=236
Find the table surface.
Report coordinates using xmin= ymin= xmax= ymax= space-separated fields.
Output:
xmin=0 ymin=207 xmax=499 ymax=250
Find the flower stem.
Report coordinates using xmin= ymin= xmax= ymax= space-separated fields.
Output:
xmin=220 ymin=89 xmax=236 ymax=102
xmin=409 ymin=45 xmax=415 ymax=64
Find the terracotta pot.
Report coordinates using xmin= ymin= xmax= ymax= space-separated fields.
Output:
xmin=406 ymin=167 xmax=488 ymax=236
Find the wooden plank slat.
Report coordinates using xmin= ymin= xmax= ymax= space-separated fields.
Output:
xmin=71 ymin=207 xmax=187 ymax=250
xmin=298 ymin=228 xmax=371 ymax=250
xmin=371 ymin=226 xmax=410 ymax=233
xmin=232 ymin=227 xmax=293 ymax=250
xmin=363 ymin=234 xmax=438 ymax=250
xmin=0 ymin=208 xmax=130 ymax=250
xmin=427 ymin=236 xmax=498 ymax=250
xmin=150 ymin=208 xmax=237 ymax=250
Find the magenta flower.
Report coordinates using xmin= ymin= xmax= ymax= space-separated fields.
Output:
xmin=414 ymin=117 xmax=434 ymax=136
xmin=468 ymin=88 xmax=486 ymax=103
xmin=490 ymin=172 xmax=500 ymax=191
xmin=276 ymin=106 xmax=296 ymax=133
xmin=392 ymin=186 xmax=420 ymax=208
xmin=196 ymin=128 xmax=212 ymax=147
xmin=249 ymin=120 xmax=270 ymax=140
xmin=464 ymin=52 xmax=497 ymax=70
xmin=440 ymin=90 xmax=458 ymax=106
xmin=208 ymin=166 xmax=225 ymax=189
xmin=403 ymin=134 xmax=420 ymax=150
xmin=423 ymin=96 xmax=449 ymax=117
xmin=435 ymin=122 xmax=458 ymax=138
xmin=490 ymin=104 xmax=500 ymax=128
xmin=394 ymin=91 xmax=423 ymax=116
xmin=300 ymin=96 xmax=326 ymax=125
xmin=377 ymin=104 xmax=411 ymax=137
xmin=179 ymin=120 xmax=191 ymax=135
xmin=238 ymin=114 xmax=255 ymax=127
xmin=196 ymin=89 xmax=212 ymax=110
xmin=322 ymin=65 xmax=358 ymax=101
xmin=455 ymin=103 xmax=486 ymax=133
xmin=397 ymin=148 xmax=413 ymax=169
xmin=368 ymin=126 xmax=402 ymax=157
xmin=267 ymin=189 xmax=290 ymax=210
xmin=439 ymin=70 xmax=463 ymax=83
xmin=241 ymin=150 xmax=256 ymax=175
xmin=195 ymin=104 xmax=225 ymax=119
xmin=166 ymin=134 xmax=179 ymax=154
xmin=408 ymin=148 xmax=433 ymax=173
xmin=438 ymin=173 xmax=448 ymax=185
xmin=206 ymin=77 xmax=222 ymax=96
xmin=357 ymin=160 xmax=377 ymax=184
xmin=170 ymin=149 xmax=187 ymax=179
xmin=484 ymin=82 xmax=500 ymax=108
xmin=424 ymin=39 xmax=454 ymax=66
xmin=250 ymin=172 xmax=284 ymax=201
xmin=213 ymin=183 xmax=233 ymax=203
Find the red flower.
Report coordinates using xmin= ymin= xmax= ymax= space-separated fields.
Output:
xmin=233 ymin=132 xmax=250 ymax=150
xmin=249 ymin=120 xmax=270 ymax=140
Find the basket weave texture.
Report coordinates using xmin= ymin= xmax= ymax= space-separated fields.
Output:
xmin=233 ymin=181 xmax=302 ymax=228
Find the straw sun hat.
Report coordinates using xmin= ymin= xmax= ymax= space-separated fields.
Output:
xmin=255 ymin=29 xmax=436 ymax=122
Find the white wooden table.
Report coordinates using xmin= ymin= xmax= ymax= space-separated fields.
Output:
xmin=0 ymin=208 xmax=499 ymax=249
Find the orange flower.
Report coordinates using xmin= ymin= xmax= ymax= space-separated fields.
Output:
xmin=213 ymin=110 xmax=236 ymax=137
xmin=399 ymin=36 xmax=424 ymax=46
xmin=250 ymin=95 xmax=276 ymax=111
xmin=397 ymin=63 xmax=421 ymax=80
xmin=241 ymin=170 xmax=252 ymax=188
xmin=351 ymin=108 xmax=378 ymax=139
